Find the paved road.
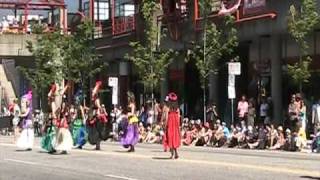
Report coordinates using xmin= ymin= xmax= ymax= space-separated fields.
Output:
xmin=0 ymin=136 xmax=320 ymax=180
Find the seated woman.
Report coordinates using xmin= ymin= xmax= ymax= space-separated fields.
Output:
xmin=270 ymin=126 xmax=285 ymax=150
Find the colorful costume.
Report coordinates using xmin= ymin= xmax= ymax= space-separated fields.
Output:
xmin=54 ymin=117 xmax=73 ymax=151
xmin=121 ymin=116 xmax=139 ymax=148
xmin=166 ymin=110 xmax=181 ymax=149
xmin=72 ymin=118 xmax=87 ymax=147
xmin=41 ymin=122 xmax=56 ymax=152
xmin=87 ymin=81 xmax=111 ymax=146
xmin=16 ymin=107 xmax=34 ymax=149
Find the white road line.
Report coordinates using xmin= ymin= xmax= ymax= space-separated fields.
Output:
xmin=104 ymin=174 xmax=140 ymax=180
xmin=4 ymin=158 xmax=39 ymax=165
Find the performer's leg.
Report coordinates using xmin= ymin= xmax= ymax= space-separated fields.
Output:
xmin=174 ymin=148 xmax=179 ymax=159
xmin=170 ymin=148 xmax=174 ymax=159
xmin=96 ymin=140 xmax=101 ymax=150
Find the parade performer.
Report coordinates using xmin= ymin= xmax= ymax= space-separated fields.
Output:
xmin=165 ymin=92 xmax=181 ymax=159
xmin=54 ymin=104 xmax=73 ymax=154
xmin=41 ymin=84 xmax=58 ymax=153
xmin=41 ymin=115 xmax=56 ymax=153
xmin=11 ymin=99 xmax=21 ymax=143
xmin=16 ymin=91 xmax=34 ymax=151
xmin=87 ymin=81 xmax=110 ymax=150
xmin=120 ymin=91 xmax=139 ymax=152
xmin=71 ymin=105 xmax=88 ymax=149
xmin=161 ymin=96 xmax=170 ymax=152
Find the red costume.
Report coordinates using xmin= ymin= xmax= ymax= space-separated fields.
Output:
xmin=166 ymin=110 xmax=181 ymax=149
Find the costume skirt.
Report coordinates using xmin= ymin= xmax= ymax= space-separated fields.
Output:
xmin=72 ymin=119 xmax=87 ymax=146
xmin=41 ymin=126 xmax=56 ymax=152
xmin=87 ymin=118 xmax=110 ymax=145
xmin=120 ymin=123 xmax=139 ymax=148
xmin=17 ymin=128 xmax=34 ymax=149
xmin=55 ymin=128 xmax=73 ymax=151
xmin=166 ymin=111 xmax=181 ymax=149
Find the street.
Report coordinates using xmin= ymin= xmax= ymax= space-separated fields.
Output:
xmin=0 ymin=136 xmax=319 ymax=180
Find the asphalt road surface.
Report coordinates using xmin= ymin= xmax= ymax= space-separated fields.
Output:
xmin=0 ymin=136 xmax=320 ymax=180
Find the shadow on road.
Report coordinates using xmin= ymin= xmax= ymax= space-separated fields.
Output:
xmin=300 ymin=176 xmax=320 ymax=180
xmin=152 ymin=157 xmax=172 ymax=160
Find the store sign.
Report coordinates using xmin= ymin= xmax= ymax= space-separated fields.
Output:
xmin=243 ymin=0 xmax=266 ymax=15
xmin=228 ymin=62 xmax=241 ymax=75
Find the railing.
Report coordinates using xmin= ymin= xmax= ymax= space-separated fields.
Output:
xmin=2 ymin=59 xmax=19 ymax=97
xmin=112 ymin=16 xmax=135 ymax=35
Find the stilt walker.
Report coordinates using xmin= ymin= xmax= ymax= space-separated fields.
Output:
xmin=165 ymin=92 xmax=181 ymax=159
xmin=16 ymin=91 xmax=34 ymax=151
xmin=120 ymin=91 xmax=139 ymax=152
xmin=87 ymin=81 xmax=110 ymax=150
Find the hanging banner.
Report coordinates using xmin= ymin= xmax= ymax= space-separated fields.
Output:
xmin=243 ymin=0 xmax=266 ymax=15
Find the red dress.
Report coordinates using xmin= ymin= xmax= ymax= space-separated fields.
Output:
xmin=166 ymin=110 xmax=181 ymax=149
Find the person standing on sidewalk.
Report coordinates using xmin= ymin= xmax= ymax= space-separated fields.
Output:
xmin=237 ymin=95 xmax=249 ymax=124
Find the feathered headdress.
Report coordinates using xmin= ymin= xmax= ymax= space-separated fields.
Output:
xmin=92 ymin=81 xmax=102 ymax=100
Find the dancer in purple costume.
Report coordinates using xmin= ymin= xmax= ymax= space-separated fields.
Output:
xmin=120 ymin=92 xmax=139 ymax=152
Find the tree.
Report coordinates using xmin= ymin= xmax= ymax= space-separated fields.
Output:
xmin=287 ymin=0 xmax=319 ymax=92
xmin=19 ymin=30 xmax=66 ymax=109
xmin=63 ymin=20 xmax=106 ymax=103
xmin=20 ymin=20 xmax=105 ymax=109
xmin=126 ymin=0 xmax=175 ymax=100
xmin=191 ymin=0 xmax=238 ymax=122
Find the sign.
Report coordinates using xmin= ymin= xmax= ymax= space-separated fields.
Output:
xmin=228 ymin=74 xmax=235 ymax=87
xmin=243 ymin=0 xmax=266 ymax=15
xmin=228 ymin=62 xmax=241 ymax=75
xmin=108 ymin=77 xmax=118 ymax=105
xmin=112 ymin=86 xmax=118 ymax=105
xmin=108 ymin=77 xmax=118 ymax=87
xmin=228 ymin=86 xmax=236 ymax=99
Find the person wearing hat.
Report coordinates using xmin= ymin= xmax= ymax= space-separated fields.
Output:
xmin=164 ymin=92 xmax=181 ymax=159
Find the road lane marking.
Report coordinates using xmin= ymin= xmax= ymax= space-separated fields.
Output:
xmin=4 ymin=158 xmax=39 ymax=165
xmin=1 ymin=142 xmax=319 ymax=177
xmin=105 ymin=174 xmax=140 ymax=180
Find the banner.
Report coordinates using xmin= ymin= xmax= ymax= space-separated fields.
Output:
xmin=243 ymin=0 xmax=266 ymax=15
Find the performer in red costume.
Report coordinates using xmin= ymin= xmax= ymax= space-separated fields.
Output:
xmin=165 ymin=92 xmax=181 ymax=159
xmin=87 ymin=81 xmax=110 ymax=150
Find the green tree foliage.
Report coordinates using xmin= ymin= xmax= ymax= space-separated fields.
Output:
xmin=20 ymin=20 xmax=105 ymax=102
xmin=287 ymin=0 xmax=319 ymax=89
xmin=126 ymin=0 xmax=175 ymax=92
xmin=191 ymin=15 xmax=238 ymax=89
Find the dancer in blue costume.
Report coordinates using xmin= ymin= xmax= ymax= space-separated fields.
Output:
xmin=72 ymin=105 xmax=88 ymax=149
xmin=120 ymin=91 xmax=139 ymax=152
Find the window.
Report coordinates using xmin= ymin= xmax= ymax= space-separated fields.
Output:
xmin=94 ymin=1 xmax=110 ymax=20
xmin=115 ymin=0 xmax=135 ymax=17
